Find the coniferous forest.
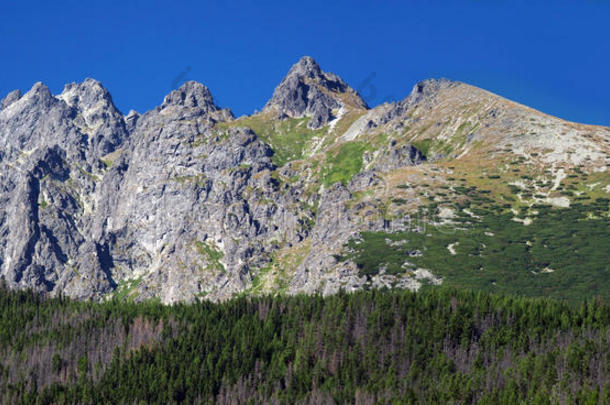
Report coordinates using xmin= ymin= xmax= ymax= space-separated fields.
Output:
xmin=0 ymin=283 xmax=609 ymax=404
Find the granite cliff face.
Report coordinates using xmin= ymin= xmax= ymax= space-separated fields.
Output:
xmin=0 ymin=57 xmax=608 ymax=302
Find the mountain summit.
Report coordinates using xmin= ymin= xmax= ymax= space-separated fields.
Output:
xmin=263 ymin=56 xmax=368 ymax=128
xmin=162 ymin=81 xmax=232 ymax=117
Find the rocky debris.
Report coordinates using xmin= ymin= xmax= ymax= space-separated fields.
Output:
xmin=263 ymin=56 xmax=367 ymax=129
xmin=447 ymin=242 xmax=459 ymax=255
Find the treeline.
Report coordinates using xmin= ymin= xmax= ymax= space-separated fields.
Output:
xmin=1 ymin=284 xmax=610 ymax=404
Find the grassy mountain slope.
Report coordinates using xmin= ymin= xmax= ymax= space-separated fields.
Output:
xmin=221 ymin=78 xmax=610 ymax=303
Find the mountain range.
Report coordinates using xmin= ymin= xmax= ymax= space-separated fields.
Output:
xmin=0 ymin=56 xmax=608 ymax=303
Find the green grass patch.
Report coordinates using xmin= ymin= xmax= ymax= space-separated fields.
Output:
xmin=242 ymin=263 xmax=274 ymax=296
xmin=321 ymin=141 xmax=367 ymax=186
xmin=170 ymin=174 xmax=208 ymax=187
xmin=112 ymin=277 xmax=143 ymax=302
xmin=221 ymin=115 xmax=327 ymax=166
xmin=195 ymin=241 xmax=225 ymax=273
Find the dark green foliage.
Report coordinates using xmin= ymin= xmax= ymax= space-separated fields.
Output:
xmin=1 ymin=285 xmax=610 ymax=403
xmin=344 ymin=196 xmax=610 ymax=303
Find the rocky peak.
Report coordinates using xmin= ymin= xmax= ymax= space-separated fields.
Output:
xmin=406 ymin=78 xmax=456 ymax=105
xmin=20 ymin=82 xmax=57 ymax=109
xmin=162 ymin=81 xmax=215 ymax=109
xmin=286 ymin=56 xmax=324 ymax=80
xmin=376 ymin=78 xmax=457 ymax=125
xmin=1 ymin=89 xmax=22 ymax=110
xmin=57 ymin=78 xmax=128 ymax=157
xmin=264 ymin=56 xmax=368 ymax=129
xmin=160 ymin=81 xmax=234 ymax=122
xmin=0 ymin=82 xmax=60 ymax=124
xmin=59 ymin=78 xmax=115 ymax=108
xmin=0 ymin=82 xmax=69 ymax=158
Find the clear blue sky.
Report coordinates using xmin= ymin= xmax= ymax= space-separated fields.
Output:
xmin=1 ymin=0 xmax=609 ymax=125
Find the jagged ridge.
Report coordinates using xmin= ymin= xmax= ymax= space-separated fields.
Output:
xmin=0 ymin=57 xmax=608 ymax=303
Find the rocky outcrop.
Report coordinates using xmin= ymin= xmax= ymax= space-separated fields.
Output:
xmin=263 ymin=56 xmax=368 ymax=129
xmin=373 ymin=140 xmax=427 ymax=172
xmin=379 ymin=78 xmax=457 ymax=124
xmin=0 ymin=89 xmax=22 ymax=110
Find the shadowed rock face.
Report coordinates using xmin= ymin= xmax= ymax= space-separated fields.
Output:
xmin=0 ymin=79 xmax=129 ymax=299
xmin=264 ymin=56 xmax=368 ymax=129
xmin=1 ymin=57 xmax=607 ymax=303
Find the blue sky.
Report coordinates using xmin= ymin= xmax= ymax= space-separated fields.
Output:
xmin=1 ymin=0 xmax=608 ymax=125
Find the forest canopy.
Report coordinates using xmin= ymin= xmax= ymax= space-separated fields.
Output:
xmin=0 ymin=284 xmax=609 ymax=404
